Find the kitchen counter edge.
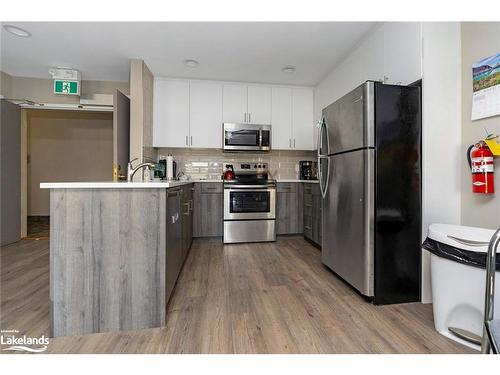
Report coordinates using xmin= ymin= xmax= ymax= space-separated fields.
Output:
xmin=40 ymin=179 xmax=318 ymax=189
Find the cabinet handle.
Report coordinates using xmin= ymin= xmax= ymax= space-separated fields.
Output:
xmin=183 ymin=202 xmax=190 ymax=216
xmin=249 ymin=113 xmax=251 ymax=122
xmin=190 ymin=136 xmax=193 ymax=145
xmin=305 ymin=204 xmax=312 ymax=207
xmin=289 ymin=139 xmax=291 ymax=148
xmin=185 ymin=136 xmax=188 ymax=146
xmin=244 ymin=113 xmax=247 ymax=122
xmin=168 ymin=190 xmax=180 ymax=197
xmin=293 ymin=139 xmax=296 ymax=148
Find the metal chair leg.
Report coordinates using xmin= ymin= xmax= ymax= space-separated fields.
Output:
xmin=481 ymin=228 xmax=500 ymax=354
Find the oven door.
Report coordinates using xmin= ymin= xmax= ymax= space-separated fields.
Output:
xmin=224 ymin=186 xmax=276 ymax=220
xmin=223 ymin=123 xmax=271 ymax=151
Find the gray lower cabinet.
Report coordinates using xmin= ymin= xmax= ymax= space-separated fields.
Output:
xmin=276 ymin=182 xmax=303 ymax=235
xmin=181 ymin=184 xmax=194 ymax=259
xmin=49 ymin=188 xmax=167 ymax=337
xmin=166 ymin=188 xmax=182 ymax=303
xmin=303 ymin=183 xmax=322 ymax=247
xmin=193 ymin=182 xmax=223 ymax=237
xmin=166 ymin=183 xmax=195 ymax=304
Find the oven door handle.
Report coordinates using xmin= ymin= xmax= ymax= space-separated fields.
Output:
xmin=225 ymin=185 xmax=276 ymax=190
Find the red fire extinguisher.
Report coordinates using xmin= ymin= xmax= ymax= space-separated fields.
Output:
xmin=467 ymin=141 xmax=495 ymax=194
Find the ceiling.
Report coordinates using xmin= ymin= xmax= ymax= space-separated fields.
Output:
xmin=1 ymin=22 xmax=378 ymax=86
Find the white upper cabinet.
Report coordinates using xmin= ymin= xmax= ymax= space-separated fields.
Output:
xmin=292 ymin=88 xmax=314 ymax=150
xmin=247 ymin=86 xmax=271 ymax=124
xmin=189 ymin=82 xmax=223 ymax=148
xmin=271 ymin=87 xmax=293 ymax=149
xmin=222 ymin=84 xmax=248 ymax=123
xmin=272 ymin=87 xmax=314 ymax=150
xmin=383 ymin=22 xmax=422 ymax=85
xmin=153 ymin=78 xmax=315 ymax=150
xmin=153 ymin=79 xmax=189 ymax=148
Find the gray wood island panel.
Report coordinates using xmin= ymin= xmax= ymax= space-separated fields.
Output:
xmin=50 ymin=188 xmax=167 ymax=337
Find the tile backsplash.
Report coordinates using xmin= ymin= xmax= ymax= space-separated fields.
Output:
xmin=156 ymin=148 xmax=316 ymax=180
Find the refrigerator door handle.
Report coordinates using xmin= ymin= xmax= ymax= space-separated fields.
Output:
xmin=318 ymin=155 xmax=329 ymax=199
xmin=318 ymin=117 xmax=330 ymax=157
xmin=317 ymin=118 xmax=323 ymax=157
xmin=324 ymin=118 xmax=330 ymax=156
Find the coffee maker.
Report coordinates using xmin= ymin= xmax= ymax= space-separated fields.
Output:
xmin=299 ymin=161 xmax=317 ymax=180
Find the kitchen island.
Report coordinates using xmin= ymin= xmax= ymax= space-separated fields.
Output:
xmin=40 ymin=181 xmax=194 ymax=337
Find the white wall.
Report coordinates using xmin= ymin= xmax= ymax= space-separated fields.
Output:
xmin=27 ymin=109 xmax=113 ymax=216
xmin=314 ymin=22 xmax=462 ymax=303
xmin=460 ymin=22 xmax=500 ymax=230
xmin=314 ymin=22 xmax=422 ymax=122
xmin=421 ymin=23 xmax=463 ymax=303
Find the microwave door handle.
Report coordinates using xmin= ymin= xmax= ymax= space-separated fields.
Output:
xmin=259 ymin=130 xmax=263 ymax=147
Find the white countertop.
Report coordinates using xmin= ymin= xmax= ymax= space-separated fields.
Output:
xmin=40 ymin=179 xmax=318 ymax=189
xmin=40 ymin=180 xmax=197 ymax=189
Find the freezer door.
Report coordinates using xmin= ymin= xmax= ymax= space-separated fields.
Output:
xmin=321 ymin=149 xmax=374 ymax=296
xmin=322 ymin=82 xmax=374 ymax=154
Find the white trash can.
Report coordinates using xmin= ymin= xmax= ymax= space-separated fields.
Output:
xmin=424 ymin=223 xmax=500 ymax=350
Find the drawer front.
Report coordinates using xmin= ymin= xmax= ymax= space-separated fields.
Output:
xmin=201 ymin=183 xmax=223 ymax=193
xmin=303 ymin=193 xmax=312 ymax=206
xmin=277 ymin=182 xmax=297 ymax=193
xmin=311 ymin=183 xmax=321 ymax=196
xmin=303 ymin=184 xmax=313 ymax=194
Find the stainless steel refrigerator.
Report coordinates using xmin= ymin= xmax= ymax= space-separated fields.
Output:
xmin=318 ymin=81 xmax=421 ymax=305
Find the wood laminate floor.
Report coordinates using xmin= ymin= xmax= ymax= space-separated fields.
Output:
xmin=0 ymin=236 xmax=474 ymax=354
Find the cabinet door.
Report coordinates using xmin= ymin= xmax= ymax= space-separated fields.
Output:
xmin=223 ymin=84 xmax=247 ymax=123
xmin=276 ymin=183 xmax=303 ymax=235
xmin=181 ymin=186 xmax=190 ymax=261
xmin=247 ymin=86 xmax=271 ymax=124
xmin=153 ymin=79 xmax=190 ymax=147
xmin=292 ymin=88 xmax=314 ymax=150
xmin=383 ymin=22 xmax=422 ymax=85
xmin=166 ymin=190 xmax=182 ymax=302
xmin=312 ymin=185 xmax=322 ymax=246
xmin=271 ymin=87 xmax=293 ymax=150
xmin=193 ymin=183 xmax=223 ymax=237
xmin=190 ymin=82 xmax=223 ymax=148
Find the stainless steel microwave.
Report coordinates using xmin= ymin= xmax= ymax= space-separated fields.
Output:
xmin=223 ymin=123 xmax=271 ymax=152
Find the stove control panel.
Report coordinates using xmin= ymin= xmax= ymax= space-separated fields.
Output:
xmin=225 ymin=162 xmax=268 ymax=173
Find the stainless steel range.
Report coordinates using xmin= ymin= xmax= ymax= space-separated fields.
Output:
xmin=223 ymin=162 xmax=276 ymax=244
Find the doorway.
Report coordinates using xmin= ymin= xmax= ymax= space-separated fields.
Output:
xmin=25 ymin=109 xmax=113 ymax=238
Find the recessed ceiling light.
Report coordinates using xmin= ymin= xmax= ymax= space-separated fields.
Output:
xmin=184 ymin=59 xmax=199 ymax=68
xmin=282 ymin=65 xmax=296 ymax=74
xmin=3 ymin=24 xmax=31 ymax=38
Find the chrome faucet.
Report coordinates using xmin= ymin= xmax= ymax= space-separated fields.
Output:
xmin=127 ymin=158 xmax=156 ymax=182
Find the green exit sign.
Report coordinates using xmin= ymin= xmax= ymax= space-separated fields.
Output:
xmin=54 ymin=80 xmax=80 ymax=95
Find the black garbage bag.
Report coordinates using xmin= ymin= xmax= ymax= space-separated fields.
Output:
xmin=422 ymin=237 xmax=500 ymax=272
